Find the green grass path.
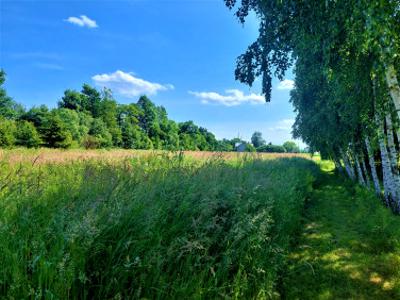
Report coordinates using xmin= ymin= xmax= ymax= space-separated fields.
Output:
xmin=282 ymin=168 xmax=400 ymax=299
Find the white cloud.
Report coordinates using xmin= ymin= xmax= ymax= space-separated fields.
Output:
xmin=189 ymin=89 xmax=264 ymax=106
xmin=264 ymin=118 xmax=304 ymax=146
xmin=10 ymin=52 xmax=62 ymax=60
xmin=277 ymin=79 xmax=295 ymax=90
xmin=268 ymin=119 xmax=294 ymax=132
xmin=65 ymin=15 xmax=98 ymax=28
xmin=92 ymin=70 xmax=174 ymax=97
xmin=33 ymin=62 xmax=64 ymax=70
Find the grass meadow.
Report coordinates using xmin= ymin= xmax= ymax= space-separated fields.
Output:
xmin=0 ymin=150 xmax=318 ymax=299
xmin=1 ymin=149 xmax=400 ymax=299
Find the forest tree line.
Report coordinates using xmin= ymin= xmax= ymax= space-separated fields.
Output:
xmin=0 ymin=70 xmax=225 ymax=150
xmin=226 ymin=0 xmax=400 ymax=212
xmin=0 ymin=70 xmax=300 ymax=153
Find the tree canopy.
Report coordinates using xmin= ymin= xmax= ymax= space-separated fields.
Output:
xmin=251 ymin=131 xmax=266 ymax=148
xmin=0 ymin=71 xmax=266 ymax=152
xmin=225 ymin=0 xmax=400 ymax=212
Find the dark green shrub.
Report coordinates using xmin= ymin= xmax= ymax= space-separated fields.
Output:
xmin=15 ymin=121 xmax=41 ymax=148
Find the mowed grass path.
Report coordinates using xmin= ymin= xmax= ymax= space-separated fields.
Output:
xmin=283 ymin=165 xmax=400 ymax=299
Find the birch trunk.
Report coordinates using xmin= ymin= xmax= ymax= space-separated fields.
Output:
xmin=385 ymin=114 xmax=400 ymax=205
xmin=341 ymin=149 xmax=355 ymax=180
xmin=335 ymin=160 xmax=344 ymax=175
xmin=355 ymin=154 xmax=366 ymax=186
xmin=361 ymin=156 xmax=372 ymax=189
xmin=377 ymin=114 xmax=396 ymax=206
xmin=372 ymin=77 xmax=397 ymax=207
xmin=333 ymin=155 xmax=344 ymax=175
xmin=386 ymin=114 xmax=400 ymax=167
xmin=385 ymin=64 xmax=400 ymax=122
xmin=365 ymin=137 xmax=382 ymax=196
xmin=347 ymin=150 xmax=357 ymax=180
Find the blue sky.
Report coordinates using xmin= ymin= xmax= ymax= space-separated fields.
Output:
xmin=1 ymin=0 xmax=302 ymax=146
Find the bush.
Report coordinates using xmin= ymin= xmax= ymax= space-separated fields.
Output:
xmin=15 ymin=121 xmax=41 ymax=148
xmin=283 ymin=141 xmax=300 ymax=153
xmin=41 ymin=114 xmax=73 ymax=148
xmin=0 ymin=118 xmax=16 ymax=147
xmin=257 ymin=144 xmax=287 ymax=153
xmin=82 ymin=135 xmax=100 ymax=149
xmin=89 ymin=119 xmax=113 ymax=148
xmin=245 ymin=143 xmax=257 ymax=152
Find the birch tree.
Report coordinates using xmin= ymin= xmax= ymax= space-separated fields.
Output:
xmin=225 ymin=0 xmax=400 ymax=212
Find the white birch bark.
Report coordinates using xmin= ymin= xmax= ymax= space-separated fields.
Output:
xmin=376 ymin=114 xmax=396 ymax=206
xmin=347 ymin=150 xmax=357 ymax=180
xmin=385 ymin=114 xmax=400 ymax=204
xmin=360 ymin=156 xmax=372 ymax=189
xmin=334 ymin=158 xmax=344 ymax=175
xmin=372 ymin=77 xmax=396 ymax=206
xmin=386 ymin=114 xmax=400 ymax=167
xmin=355 ymin=154 xmax=366 ymax=186
xmin=385 ymin=64 xmax=400 ymax=123
xmin=365 ymin=137 xmax=382 ymax=196
xmin=341 ymin=148 xmax=355 ymax=180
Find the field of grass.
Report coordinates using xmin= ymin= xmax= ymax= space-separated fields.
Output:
xmin=283 ymin=166 xmax=400 ymax=299
xmin=0 ymin=150 xmax=317 ymax=299
xmin=0 ymin=148 xmax=310 ymax=165
xmin=1 ymin=150 xmax=399 ymax=299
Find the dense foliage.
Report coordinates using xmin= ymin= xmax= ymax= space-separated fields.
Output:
xmin=250 ymin=131 xmax=301 ymax=153
xmin=226 ymin=0 xmax=400 ymax=213
xmin=0 ymin=71 xmax=249 ymax=151
xmin=0 ymin=70 xmax=307 ymax=153
xmin=0 ymin=154 xmax=317 ymax=298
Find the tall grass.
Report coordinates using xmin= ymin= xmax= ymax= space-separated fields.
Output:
xmin=0 ymin=154 xmax=318 ymax=299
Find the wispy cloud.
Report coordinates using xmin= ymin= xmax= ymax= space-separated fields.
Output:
xmin=9 ymin=52 xmax=62 ymax=60
xmin=65 ymin=15 xmax=98 ymax=28
xmin=33 ymin=62 xmax=64 ymax=70
xmin=265 ymin=118 xmax=306 ymax=147
xmin=92 ymin=70 xmax=174 ymax=97
xmin=268 ymin=119 xmax=294 ymax=132
xmin=189 ymin=89 xmax=264 ymax=106
xmin=277 ymin=79 xmax=295 ymax=90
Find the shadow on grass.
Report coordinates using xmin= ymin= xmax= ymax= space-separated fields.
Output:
xmin=282 ymin=171 xmax=400 ymax=300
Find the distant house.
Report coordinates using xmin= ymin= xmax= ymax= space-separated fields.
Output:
xmin=235 ymin=143 xmax=247 ymax=152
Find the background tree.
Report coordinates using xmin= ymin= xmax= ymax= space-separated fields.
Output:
xmin=257 ymin=143 xmax=286 ymax=153
xmin=245 ymin=143 xmax=256 ymax=152
xmin=88 ymin=118 xmax=113 ymax=148
xmin=0 ymin=70 xmax=24 ymax=119
xmin=81 ymin=84 xmax=102 ymax=117
xmin=55 ymin=108 xmax=90 ymax=147
xmin=225 ymin=0 xmax=400 ymax=211
xmin=217 ymin=139 xmax=234 ymax=151
xmin=15 ymin=121 xmax=41 ymax=148
xmin=0 ymin=118 xmax=16 ymax=147
xmin=283 ymin=141 xmax=300 ymax=153
xmin=251 ymin=131 xmax=266 ymax=148
xmin=41 ymin=113 xmax=72 ymax=148
xmin=99 ymin=88 xmax=122 ymax=146
xmin=0 ymin=76 xmax=269 ymax=153
xmin=59 ymin=89 xmax=84 ymax=111
xmin=121 ymin=122 xmax=145 ymax=149
xmin=20 ymin=105 xmax=51 ymax=136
